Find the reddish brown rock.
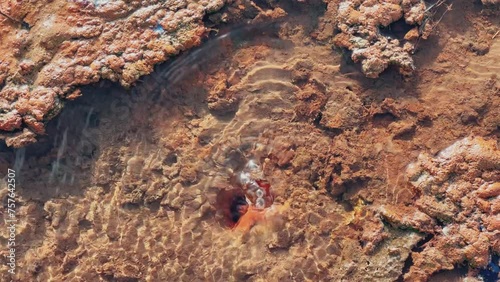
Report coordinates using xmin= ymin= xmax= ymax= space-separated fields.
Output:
xmin=0 ymin=0 xmax=230 ymax=147
xmin=403 ymin=137 xmax=500 ymax=280
xmin=0 ymin=2 xmax=498 ymax=281
xmin=4 ymin=128 xmax=37 ymax=147
xmin=316 ymin=0 xmax=430 ymax=78
xmin=378 ymin=204 xmax=436 ymax=233
xmin=481 ymin=0 xmax=499 ymax=4
xmin=0 ymin=110 xmax=22 ymax=131
xmin=477 ymin=182 xmax=500 ymax=198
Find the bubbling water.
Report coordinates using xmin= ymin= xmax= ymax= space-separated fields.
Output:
xmin=214 ymin=157 xmax=276 ymax=229
xmin=237 ymin=159 xmax=274 ymax=210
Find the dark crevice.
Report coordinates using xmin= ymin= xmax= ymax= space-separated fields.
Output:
xmin=252 ymin=0 xmax=273 ymax=10
xmin=325 ymin=173 xmax=334 ymax=193
xmin=379 ymin=18 xmax=414 ymax=40
xmin=393 ymin=126 xmax=416 ymax=140
xmin=78 ymin=219 xmax=92 ymax=230
xmin=491 ymin=125 xmax=500 ymax=139
xmin=146 ymin=200 xmax=161 ymax=212
xmin=241 ymin=273 xmax=257 ymax=281
xmin=215 ymin=188 xmax=249 ymax=228
xmin=0 ymin=10 xmax=30 ymax=29
xmin=331 ymin=177 xmax=371 ymax=201
xmin=479 ymin=254 xmax=500 ymax=282
xmin=358 ymin=239 xmax=366 ymax=248
xmin=413 ymin=233 xmax=434 ymax=252
xmin=417 ymin=117 xmax=433 ymax=127
xmin=211 ymin=110 xmax=238 ymax=122
xmin=62 ymin=259 xmax=78 ymax=274
xmin=397 ymin=234 xmax=434 ymax=281
xmin=229 ymin=194 xmax=248 ymax=224
xmin=332 ymin=163 xmax=342 ymax=175
xmin=314 ymin=121 xmax=343 ymax=137
xmin=29 ymin=261 xmax=42 ymax=276
xmin=163 ymin=152 xmax=178 ymax=166
xmin=434 ymin=217 xmax=447 ymax=228
xmin=0 ymin=140 xmax=13 ymax=153
xmin=313 ymin=112 xmax=322 ymax=126
xmin=373 ymin=112 xmax=398 ymax=127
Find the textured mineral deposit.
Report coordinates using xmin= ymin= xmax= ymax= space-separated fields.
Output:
xmin=316 ymin=0 xmax=432 ymax=78
xmin=0 ymin=0 xmax=499 ymax=281
xmin=0 ymin=0 xmax=230 ymax=147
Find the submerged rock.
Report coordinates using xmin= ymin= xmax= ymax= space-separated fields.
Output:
xmin=482 ymin=0 xmax=500 ymax=5
xmin=316 ymin=0 xmax=431 ymax=78
xmin=398 ymin=136 xmax=500 ymax=281
xmin=0 ymin=0 xmax=229 ymax=147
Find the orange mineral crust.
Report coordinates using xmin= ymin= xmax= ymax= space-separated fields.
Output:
xmin=0 ymin=0 xmax=499 ymax=281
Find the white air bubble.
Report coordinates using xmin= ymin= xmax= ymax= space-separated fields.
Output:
xmin=256 ymin=198 xmax=265 ymax=209
xmin=256 ymin=188 xmax=264 ymax=198
xmin=248 ymin=181 xmax=260 ymax=190
xmin=239 ymin=172 xmax=250 ymax=184
xmin=246 ymin=160 xmax=259 ymax=171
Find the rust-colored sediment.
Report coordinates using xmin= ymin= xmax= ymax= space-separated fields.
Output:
xmin=0 ymin=0 xmax=239 ymax=147
xmin=0 ymin=0 xmax=499 ymax=281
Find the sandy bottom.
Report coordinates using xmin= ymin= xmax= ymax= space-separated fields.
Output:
xmin=0 ymin=1 xmax=499 ymax=281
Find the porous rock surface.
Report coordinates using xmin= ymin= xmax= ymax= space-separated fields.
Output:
xmin=0 ymin=0 xmax=498 ymax=281
xmin=0 ymin=0 xmax=229 ymax=147
xmin=382 ymin=137 xmax=500 ymax=281
xmin=1 ymin=0 xmax=497 ymax=149
xmin=482 ymin=0 xmax=499 ymax=5
xmin=316 ymin=0 xmax=430 ymax=78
